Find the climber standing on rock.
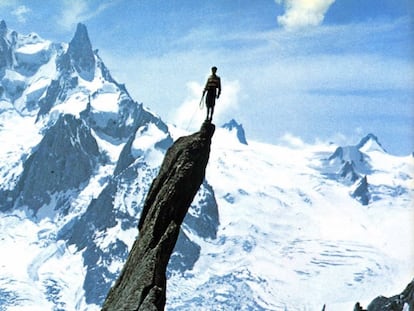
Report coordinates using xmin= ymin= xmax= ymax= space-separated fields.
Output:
xmin=202 ymin=66 xmax=221 ymax=122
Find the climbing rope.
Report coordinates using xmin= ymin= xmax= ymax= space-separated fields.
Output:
xmin=186 ymin=93 xmax=205 ymax=130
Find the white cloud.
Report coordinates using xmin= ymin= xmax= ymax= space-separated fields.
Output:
xmin=275 ymin=0 xmax=335 ymax=30
xmin=214 ymin=79 xmax=240 ymax=122
xmin=57 ymin=0 xmax=119 ymax=31
xmin=58 ymin=0 xmax=89 ymax=30
xmin=2 ymin=3 xmax=31 ymax=24
xmin=11 ymin=5 xmax=31 ymax=23
xmin=0 ymin=0 xmax=15 ymax=8
xmin=279 ymin=133 xmax=307 ymax=148
xmin=174 ymin=82 xmax=204 ymax=131
xmin=174 ymin=80 xmax=240 ymax=130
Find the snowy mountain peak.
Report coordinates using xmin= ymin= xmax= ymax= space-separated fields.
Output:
xmin=357 ymin=133 xmax=386 ymax=153
xmin=326 ymin=134 xmax=385 ymax=176
xmin=67 ymin=23 xmax=95 ymax=81
xmin=221 ymin=119 xmax=248 ymax=145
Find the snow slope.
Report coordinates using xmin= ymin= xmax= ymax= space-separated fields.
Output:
xmin=166 ymin=128 xmax=414 ymax=310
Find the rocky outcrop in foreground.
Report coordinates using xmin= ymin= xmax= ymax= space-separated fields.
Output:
xmin=102 ymin=121 xmax=215 ymax=311
xmin=355 ymin=279 xmax=414 ymax=311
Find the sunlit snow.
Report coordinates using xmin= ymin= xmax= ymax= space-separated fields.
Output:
xmin=166 ymin=127 xmax=414 ymax=310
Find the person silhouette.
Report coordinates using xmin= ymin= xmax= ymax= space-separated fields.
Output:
xmin=202 ymin=66 xmax=221 ymax=122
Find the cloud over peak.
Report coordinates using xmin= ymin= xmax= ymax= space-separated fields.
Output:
xmin=57 ymin=0 xmax=118 ymax=31
xmin=11 ymin=5 xmax=31 ymax=23
xmin=275 ymin=0 xmax=335 ymax=30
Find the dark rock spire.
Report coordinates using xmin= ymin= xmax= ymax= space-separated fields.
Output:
xmin=352 ymin=176 xmax=370 ymax=205
xmin=0 ymin=20 xmax=13 ymax=72
xmin=67 ymin=23 xmax=95 ymax=81
xmin=102 ymin=121 xmax=215 ymax=311
xmin=0 ymin=20 xmax=7 ymax=37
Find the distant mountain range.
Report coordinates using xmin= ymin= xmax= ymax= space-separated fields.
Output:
xmin=0 ymin=21 xmax=412 ymax=310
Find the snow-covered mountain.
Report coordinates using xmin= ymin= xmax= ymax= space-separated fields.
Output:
xmin=0 ymin=21 xmax=413 ymax=311
xmin=0 ymin=21 xmax=217 ymax=310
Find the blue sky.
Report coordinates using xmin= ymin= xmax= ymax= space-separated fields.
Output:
xmin=1 ymin=0 xmax=413 ymax=155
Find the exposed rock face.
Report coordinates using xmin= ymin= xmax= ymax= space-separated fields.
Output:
xmin=339 ymin=161 xmax=360 ymax=183
xmin=0 ymin=20 xmax=13 ymax=73
xmin=13 ymin=114 xmax=100 ymax=213
xmin=355 ymin=278 xmax=414 ymax=311
xmin=352 ymin=175 xmax=370 ymax=206
xmin=102 ymin=121 xmax=215 ymax=311
xmin=67 ymin=23 xmax=95 ymax=81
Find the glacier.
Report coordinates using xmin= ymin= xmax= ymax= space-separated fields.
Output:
xmin=0 ymin=20 xmax=413 ymax=310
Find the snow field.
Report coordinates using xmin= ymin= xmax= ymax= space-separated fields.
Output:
xmin=0 ymin=112 xmax=43 ymax=189
xmin=167 ymin=128 xmax=414 ymax=310
xmin=0 ymin=212 xmax=87 ymax=310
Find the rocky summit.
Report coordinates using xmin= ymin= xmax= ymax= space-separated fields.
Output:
xmin=102 ymin=121 xmax=215 ymax=311
xmin=355 ymin=279 xmax=414 ymax=311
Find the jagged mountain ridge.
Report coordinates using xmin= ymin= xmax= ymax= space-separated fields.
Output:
xmin=0 ymin=21 xmax=219 ymax=309
xmin=0 ymin=21 xmax=413 ymax=311
xmin=320 ymin=134 xmax=397 ymax=205
xmin=14 ymin=114 xmax=101 ymax=213
xmin=222 ymin=119 xmax=248 ymax=145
